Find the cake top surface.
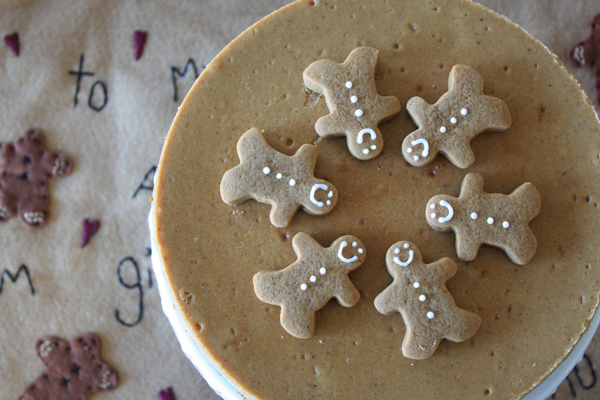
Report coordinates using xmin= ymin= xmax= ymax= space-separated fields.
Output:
xmin=155 ymin=0 xmax=600 ymax=399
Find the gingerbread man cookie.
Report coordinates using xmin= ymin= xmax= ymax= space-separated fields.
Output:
xmin=303 ymin=47 xmax=401 ymax=160
xmin=221 ymin=128 xmax=338 ymax=228
xmin=254 ymin=232 xmax=365 ymax=339
xmin=402 ymin=64 xmax=511 ymax=168
xmin=0 ymin=129 xmax=73 ymax=228
xmin=20 ymin=334 xmax=118 ymax=400
xmin=426 ymin=173 xmax=541 ymax=265
xmin=374 ymin=241 xmax=481 ymax=360
xmin=568 ymin=13 xmax=600 ymax=105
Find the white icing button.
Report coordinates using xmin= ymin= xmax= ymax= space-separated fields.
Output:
xmin=503 ymin=221 xmax=510 ymax=229
xmin=419 ymin=295 xmax=426 ymax=302
xmin=431 ymin=213 xmax=437 ymax=219
xmin=301 ymin=284 xmax=307 ymax=291
xmin=471 ymin=212 xmax=478 ymax=220
xmin=407 ymin=148 xmax=413 ymax=153
xmin=413 ymin=282 xmax=420 ymax=289
xmin=289 ymin=179 xmax=296 ymax=186
xmin=450 ymin=117 xmax=457 ymax=124
xmin=358 ymin=248 xmax=364 ymax=254
xmin=310 ymin=276 xmax=317 ymax=283
xmin=355 ymin=109 xmax=364 ymax=117
xmin=352 ymin=242 xmax=358 ymax=247
xmin=394 ymin=248 xmax=400 ymax=254
xmin=427 ymin=311 xmax=435 ymax=319
xmin=430 ymin=204 xmax=436 ymax=210
xmin=461 ymin=108 xmax=468 ymax=115
xmin=413 ymin=155 xmax=420 ymax=161
xmin=404 ymin=243 xmax=409 ymax=249
xmin=346 ymin=81 xmax=353 ymax=88
xmin=487 ymin=217 xmax=494 ymax=225
xmin=350 ymin=95 xmax=358 ymax=103
xmin=440 ymin=126 xmax=447 ymax=133
xmin=326 ymin=200 xmax=331 ymax=205
xmin=320 ymin=267 xmax=326 ymax=275
xmin=362 ymin=149 xmax=369 ymax=155
xmin=263 ymin=167 xmax=270 ymax=175
xmin=370 ymin=145 xmax=377 ymax=150
xmin=276 ymin=173 xmax=283 ymax=179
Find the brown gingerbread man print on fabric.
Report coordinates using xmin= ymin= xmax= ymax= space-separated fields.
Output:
xmin=20 ymin=334 xmax=118 ymax=400
xmin=254 ymin=232 xmax=366 ymax=339
xmin=303 ymin=47 xmax=401 ymax=160
xmin=402 ymin=64 xmax=511 ymax=169
xmin=568 ymin=13 xmax=600 ymax=105
xmin=0 ymin=129 xmax=72 ymax=228
xmin=221 ymin=128 xmax=338 ymax=228
xmin=374 ymin=241 xmax=481 ymax=360
xmin=426 ymin=173 xmax=541 ymax=265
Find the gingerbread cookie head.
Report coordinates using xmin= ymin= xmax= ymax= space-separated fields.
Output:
xmin=254 ymin=232 xmax=365 ymax=339
xmin=568 ymin=13 xmax=600 ymax=104
xmin=402 ymin=64 xmax=511 ymax=169
xmin=0 ymin=129 xmax=73 ymax=228
xmin=303 ymin=47 xmax=401 ymax=160
xmin=426 ymin=173 xmax=541 ymax=265
xmin=221 ymin=128 xmax=337 ymax=228
xmin=20 ymin=334 xmax=118 ymax=400
xmin=374 ymin=241 xmax=481 ymax=360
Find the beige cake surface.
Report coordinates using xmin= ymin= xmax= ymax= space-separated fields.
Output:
xmin=154 ymin=0 xmax=600 ymax=399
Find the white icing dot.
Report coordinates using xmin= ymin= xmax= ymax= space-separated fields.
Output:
xmin=320 ymin=267 xmax=326 ymax=275
xmin=358 ymin=248 xmax=364 ymax=254
xmin=404 ymin=243 xmax=409 ymax=249
xmin=289 ymin=179 xmax=296 ymax=186
xmin=430 ymin=204 xmax=436 ymax=210
xmin=276 ymin=173 xmax=283 ymax=179
xmin=487 ymin=217 xmax=494 ymax=225
xmin=440 ymin=126 xmax=447 ymax=133
xmin=471 ymin=212 xmax=478 ymax=220
xmin=419 ymin=295 xmax=426 ymax=302
xmin=350 ymin=95 xmax=358 ymax=103
xmin=370 ymin=145 xmax=377 ymax=150
xmin=427 ymin=311 xmax=435 ymax=319
xmin=394 ymin=248 xmax=400 ymax=254
xmin=362 ymin=149 xmax=369 ymax=155
xmin=346 ymin=81 xmax=353 ymax=89
xmin=503 ymin=221 xmax=510 ymax=229
xmin=431 ymin=213 xmax=437 ymax=219
xmin=413 ymin=155 xmax=420 ymax=161
xmin=301 ymin=283 xmax=307 ymax=291
xmin=407 ymin=148 xmax=413 ymax=153
xmin=413 ymin=282 xmax=420 ymax=289
xmin=352 ymin=242 xmax=357 ymax=247
xmin=461 ymin=108 xmax=468 ymax=116
xmin=326 ymin=200 xmax=331 ymax=205
xmin=328 ymin=191 xmax=334 ymax=198
xmin=263 ymin=167 xmax=270 ymax=175
xmin=310 ymin=276 xmax=317 ymax=283
xmin=355 ymin=109 xmax=364 ymax=117
xmin=450 ymin=117 xmax=457 ymax=124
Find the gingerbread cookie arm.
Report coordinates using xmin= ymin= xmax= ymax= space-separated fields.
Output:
xmin=442 ymin=138 xmax=476 ymax=169
xmin=448 ymin=64 xmax=483 ymax=93
xmin=510 ymin=182 xmax=542 ymax=221
xmin=334 ymin=274 xmax=361 ymax=306
xmin=269 ymin=200 xmax=301 ymax=228
xmin=460 ymin=172 xmax=485 ymax=198
xmin=374 ymin=284 xmax=401 ymax=315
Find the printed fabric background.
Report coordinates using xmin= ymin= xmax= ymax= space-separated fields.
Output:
xmin=0 ymin=0 xmax=598 ymax=399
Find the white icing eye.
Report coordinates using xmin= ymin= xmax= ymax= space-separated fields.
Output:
xmin=263 ymin=167 xmax=270 ymax=175
xmin=289 ymin=179 xmax=296 ymax=186
xmin=346 ymin=81 xmax=353 ymax=89
xmin=450 ymin=117 xmax=457 ymax=124
xmin=407 ymin=148 xmax=413 ymax=153
xmin=320 ymin=267 xmax=326 ymax=275
xmin=276 ymin=173 xmax=283 ymax=179
xmin=328 ymin=191 xmax=333 ymax=198
xmin=487 ymin=217 xmax=494 ymax=225
xmin=471 ymin=212 xmax=478 ymax=220
xmin=358 ymin=248 xmax=364 ymax=254
xmin=350 ymin=95 xmax=358 ymax=103
xmin=427 ymin=311 xmax=435 ymax=319
xmin=419 ymin=295 xmax=426 ymax=302
xmin=403 ymin=243 xmax=409 ymax=249
xmin=394 ymin=248 xmax=400 ymax=254
xmin=503 ymin=221 xmax=510 ymax=229
xmin=431 ymin=213 xmax=436 ymax=218
xmin=370 ymin=145 xmax=377 ymax=150
xmin=326 ymin=200 xmax=331 ymax=205
xmin=461 ymin=108 xmax=468 ymax=116
xmin=362 ymin=149 xmax=369 ymax=155
xmin=413 ymin=282 xmax=420 ymax=289
xmin=310 ymin=276 xmax=316 ymax=283
xmin=355 ymin=109 xmax=364 ymax=117
xmin=413 ymin=155 xmax=420 ymax=161
xmin=300 ymin=284 xmax=307 ymax=291
xmin=352 ymin=242 xmax=357 ymax=247
xmin=440 ymin=126 xmax=447 ymax=133
xmin=430 ymin=204 xmax=436 ymax=209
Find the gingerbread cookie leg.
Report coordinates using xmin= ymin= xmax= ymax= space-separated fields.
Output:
xmin=374 ymin=241 xmax=481 ymax=359
xmin=254 ymin=232 xmax=365 ymax=339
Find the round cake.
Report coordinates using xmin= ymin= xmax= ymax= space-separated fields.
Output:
xmin=151 ymin=0 xmax=600 ymax=398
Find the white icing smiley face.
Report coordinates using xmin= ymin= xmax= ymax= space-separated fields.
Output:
xmin=427 ymin=199 xmax=454 ymax=224
xmin=337 ymin=240 xmax=365 ymax=263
